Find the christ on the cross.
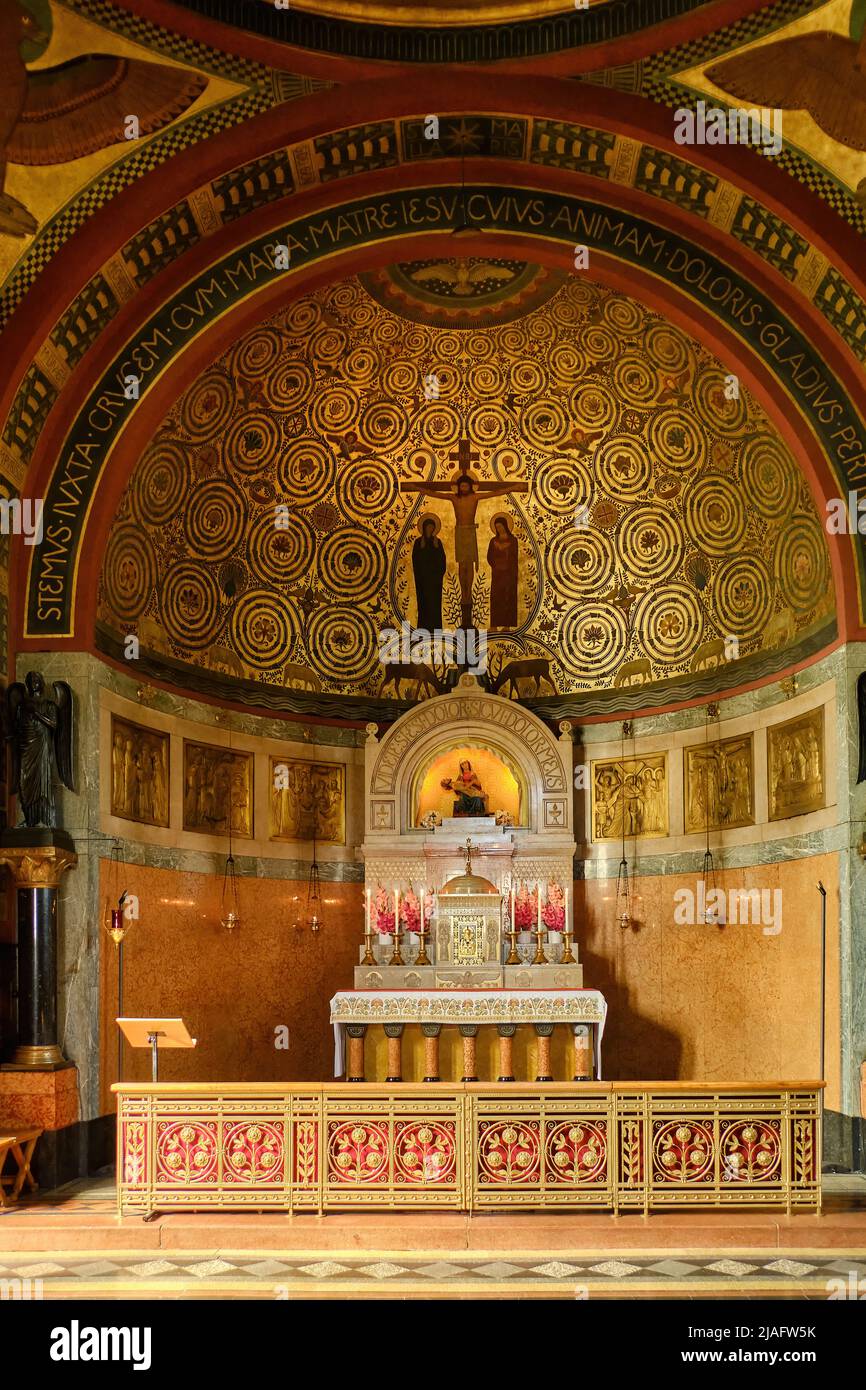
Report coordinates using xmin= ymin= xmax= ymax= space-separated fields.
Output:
xmin=400 ymin=438 xmax=527 ymax=628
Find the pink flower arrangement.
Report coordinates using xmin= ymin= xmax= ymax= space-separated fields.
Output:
xmin=374 ymin=885 xmax=394 ymax=935
xmin=514 ymin=882 xmax=536 ymax=930
xmin=400 ymin=886 xmax=421 ymax=934
xmin=542 ymin=881 xmax=566 ymax=931
xmin=423 ymin=890 xmax=435 ymax=924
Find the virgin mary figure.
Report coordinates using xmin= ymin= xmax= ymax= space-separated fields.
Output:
xmin=487 ymin=515 xmax=518 ymax=629
xmin=441 ymin=760 xmax=488 ymax=816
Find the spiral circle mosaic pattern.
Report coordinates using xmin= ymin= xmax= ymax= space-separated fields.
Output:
xmin=774 ymin=516 xmax=829 ymax=612
xmin=306 ymin=605 xmax=379 ymax=683
xmin=741 ymin=435 xmax=800 ymax=519
xmin=131 ymin=442 xmax=190 ymax=526
xmin=617 ymin=505 xmax=685 ymax=582
xmin=684 ymin=474 xmax=747 ymax=557
xmin=160 ymin=561 xmax=222 ymax=649
xmin=101 ymin=270 xmax=832 ymax=700
xmin=632 ymin=584 xmax=704 ymax=664
xmin=180 ymin=371 xmax=234 ymax=441
xmin=183 ymin=480 xmax=246 ymax=560
xmin=559 ymin=603 xmax=628 ymax=678
xmin=277 ymin=439 xmax=337 ymax=505
xmin=308 ymin=383 xmax=360 ymax=437
xmin=318 ymin=526 xmax=388 ymax=600
xmin=336 ymin=458 xmax=399 ymax=520
xmin=595 ymin=436 xmax=652 ymax=500
xmin=230 ymin=328 xmax=282 ymax=379
xmin=225 ymin=412 xmax=281 ymax=475
xmin=230 ymin=589 xmax=297 ymax=670
xmin=714 ymin=555 xmax=774 ymax=636
xmin=104 ymin=524 xmax=156 ymax=621
xmin=649 ymin=408 xmax=708 ymax=474
xmin=534 ymin=457 xmax=592 ymax=515
xmin=247 ymin=509 xmax=314 ymax=586
xmin=546 ymin=527 xmax=615 ymax=598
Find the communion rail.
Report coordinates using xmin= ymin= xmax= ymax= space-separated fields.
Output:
xmin=114 ymin=1081 xmax=822 ymax=1217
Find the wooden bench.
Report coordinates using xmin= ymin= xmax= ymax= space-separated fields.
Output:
xmin=0 ymin=1121 xmax=41 ymax=1207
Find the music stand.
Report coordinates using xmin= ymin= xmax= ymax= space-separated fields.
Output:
xmin=117 ymin=1018 xmax=196 ymax=1082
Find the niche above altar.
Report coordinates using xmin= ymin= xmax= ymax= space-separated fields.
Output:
xmin=360 ymin=675 xmax=578 ymax=988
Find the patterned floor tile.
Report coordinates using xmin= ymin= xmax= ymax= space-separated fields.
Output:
xmin=470 ymin=1261 xmax=525 ymax=1278
xmin=705 ymin=1259 xmax=758 ymax=1277
xmin=244 ymin=1260 xmax=294 ymax=1277
xmin=588 ymin=1260 xmax=642 ymax=1277
xmin=531 ymin=1261 xmax=585 ymax=1278
xmin=126 ymin=1260 xmax=180 ymax=1278
xmin=296 ymin=1261 xmax=352 ymax=1278
xmin=9 ymin=1261 xmax=65 ymax=1277
xmin=645 ymin=1259 xmax=701 ymax=1277
xmin=414 ymin=1262 xmax=469 ymax=1278
xmin=357 ymin=1261 xmax=409 ymax=1279
xmin=185 ymin=1259 xmax=239 ymax=1278
xmin=762 ymin=1258 xmax=819 ymax=1277
xmin=68 ymin=1261 xmax=122 ymax=1277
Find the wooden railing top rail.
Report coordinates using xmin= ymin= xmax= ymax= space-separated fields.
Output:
xmin=112 ymin=1080 xmax=825 ymax=1097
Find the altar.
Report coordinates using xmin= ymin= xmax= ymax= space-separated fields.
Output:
xmin=329 ymin=674 xmax=610 ymax=1083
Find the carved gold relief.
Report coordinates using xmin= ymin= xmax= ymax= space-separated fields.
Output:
xmin=767 ymin=707 xmax=825 ymax=821
xmin=269 ymin=758 xmax=345 ymax=844
xmin=110 ymin=715 xmax=169 ymax=828
xmin=685 ymin=734 xmax=754 ymax=833
xmin=183 ymin=740 xmax=253 ymax=837
xmin=591 ymin=753 xmax=668 ymax=841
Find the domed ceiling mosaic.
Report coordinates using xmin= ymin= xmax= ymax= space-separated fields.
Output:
xmin=97 ymin=261 xmax=833 ymax=713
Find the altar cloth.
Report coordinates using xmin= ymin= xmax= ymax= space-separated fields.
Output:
xmin=330 ymin=989 xmax=607 ymax=1078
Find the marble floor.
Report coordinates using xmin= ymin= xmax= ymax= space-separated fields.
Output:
xmin=1 ymin=1173 xmax=865 ymax=1300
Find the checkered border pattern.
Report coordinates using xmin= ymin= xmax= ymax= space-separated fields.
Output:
xmin=640 ymin=0 xmax=866 ymax=236
xmin=60 ymin=0 xmax=265 ymax=82
xmin=0 ymin=89 xmax=271 ymax=333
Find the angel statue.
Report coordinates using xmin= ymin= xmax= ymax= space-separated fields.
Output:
xmin=6 ymin=672 xmax=74 ymax=828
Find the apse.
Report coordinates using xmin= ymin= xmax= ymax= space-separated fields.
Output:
xmin=96 ymin=263 xmax=832 ymax=713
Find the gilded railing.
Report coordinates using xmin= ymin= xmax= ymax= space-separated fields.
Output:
xmin=113 ymin=1081 xmax=822 ymax=1217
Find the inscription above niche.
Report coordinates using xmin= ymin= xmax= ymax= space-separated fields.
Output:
xmin=183 ymin=740 xmax=253 ymax=838
xmin=110 ymin=715 xmax=169 ymax=829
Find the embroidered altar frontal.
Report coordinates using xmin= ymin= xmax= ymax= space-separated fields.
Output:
xmin=113 ymin=1082 xmax=822 ymax=1217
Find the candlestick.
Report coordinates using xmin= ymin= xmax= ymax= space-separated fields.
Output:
xmin=560 ymin=882 xmax=576 ymax=964
xmin=506 ymin=884 xmax=520 ymax=964
xmin=391 ymin=885 xmax=404 ymax=965
xmin=362 ymin=886 xmax=376 ymax=965
xmin=533 ymin=879 xmax=547 ymax=964
xmin=416 ymin=886 xmax=430 ymax=965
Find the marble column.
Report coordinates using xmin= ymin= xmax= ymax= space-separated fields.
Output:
xmin=534 ymin=1022 xmax=554 ymax=1082
xmin=421 ymin=1024 xmax=441 ymax=1082
xmin=459 ymin=1024 xmax=479 ymax=1082
xmin=573 ymin=1023 xmax=592 ymax=1081
xmin=384 ymin=1023 xmax=404 ymax=1082
xmin=0 ymin=834 xmax=78 ymax=1068
xmin=497 ymin=1023 xmax=516 ymax=1082
xmin=345 ymin=1024 xmax=366 ymax=1082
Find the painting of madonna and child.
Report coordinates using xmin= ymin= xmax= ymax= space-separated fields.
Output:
xmin=415 ymin=746 xmax=522 ymax=827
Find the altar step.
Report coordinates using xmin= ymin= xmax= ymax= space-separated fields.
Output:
xmin=1 ymin=1175 xmax=864 ymax=1256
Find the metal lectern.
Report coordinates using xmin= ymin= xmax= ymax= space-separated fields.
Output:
xmin=117 ymin=1018 xmax=196 ymax=1081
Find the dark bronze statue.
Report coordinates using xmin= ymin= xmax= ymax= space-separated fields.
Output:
xmin=6 ymin=672 xmax=74 ymax=828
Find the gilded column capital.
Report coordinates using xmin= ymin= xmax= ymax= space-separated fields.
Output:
xmin=0 ymin=844 xmax=78 ymax=887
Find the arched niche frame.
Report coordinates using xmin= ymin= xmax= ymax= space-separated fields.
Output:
xmin=365 ymin=679 xmax=574 ymax=838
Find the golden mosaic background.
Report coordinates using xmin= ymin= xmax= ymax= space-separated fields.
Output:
xmin=97 ymin=267 xmax=832 ymax=699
